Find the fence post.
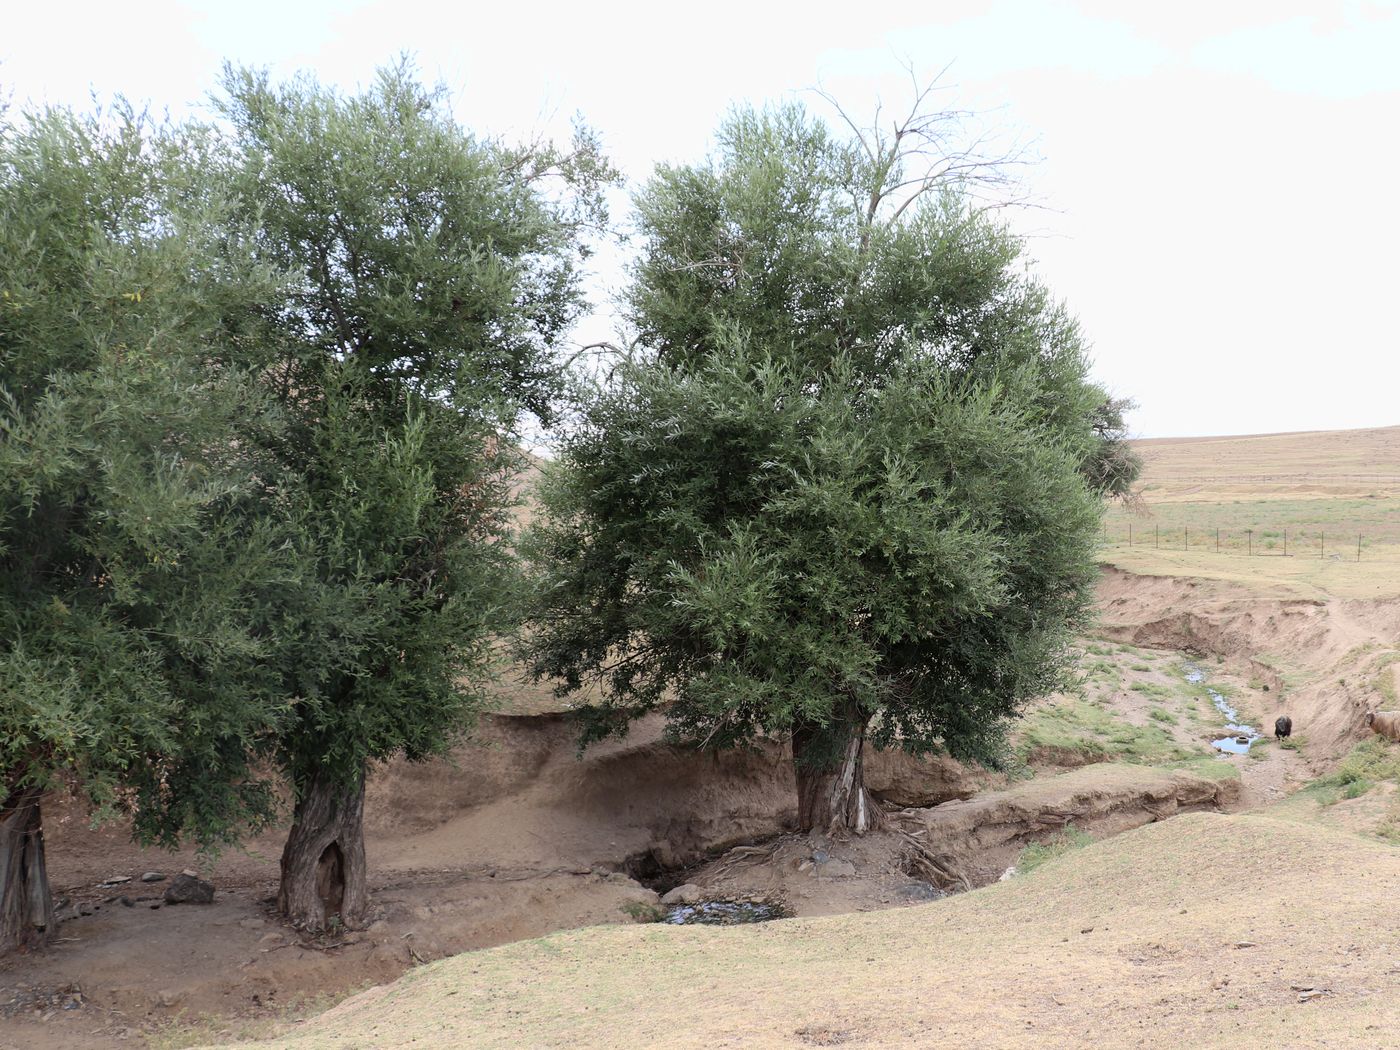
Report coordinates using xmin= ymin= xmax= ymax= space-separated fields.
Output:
xmin=1359 ymin=533 xmax=1362 ymax=562
xmin=1283 ymin=528 xmax=1287 ymax=557
xmin=1216 ymin=527 xmax=1220 ymax=553
xmin=1321 ymin=531 xmax=1324 ymax=560
xmin=1129 ymin=523 xmax=1133 ymax=547
xmin=1155 ymin=524 xmax=1159 ymax=549
xmin=1247 ymin=529 xmax=1252 ymax=556
xmin=1184 ymin=526 xmax=1188 ymax=551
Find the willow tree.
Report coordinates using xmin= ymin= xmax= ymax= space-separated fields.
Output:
xmin=525 ymin=96 xmax=1135 ymax=833
xmin=216 ymin=62 xmax=614 ymax=930
xmin=0 ymin=106 xmax=289 ymax=952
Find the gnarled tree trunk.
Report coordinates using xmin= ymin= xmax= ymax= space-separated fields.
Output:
xmin=1 ymin=781 xmax=55 ymax=954
xmin=277 ymin=767 xmax=367 ymax=932
xmin=792 ymin=701 xmax=882 ymax=834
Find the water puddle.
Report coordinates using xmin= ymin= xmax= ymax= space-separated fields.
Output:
xmin=663 ymin=901 xmax=790 ymax=925
xmin=1184 ymin=664 xmax=1259 ymax=754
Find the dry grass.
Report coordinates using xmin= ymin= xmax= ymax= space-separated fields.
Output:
xmin=216 ymin=812 xmax=1400 ymax=1049
xmin=1100 ymin=426 xmax=1400 ymax=598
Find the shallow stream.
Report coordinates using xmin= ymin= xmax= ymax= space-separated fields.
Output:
xmin=1184 ymin=663 xmax=1259 ymax=754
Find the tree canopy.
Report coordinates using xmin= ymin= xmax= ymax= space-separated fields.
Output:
xmin=0 ymin=104 xmax=291 ymax=950
xmin=524 ymin=99 xmax=1136 ymax=833
xmin=214 ymin=61 xmax=617 ymax=928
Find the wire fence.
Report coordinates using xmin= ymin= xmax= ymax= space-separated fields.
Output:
xmin=1100 ymin=524 xmax=1369 ymax=561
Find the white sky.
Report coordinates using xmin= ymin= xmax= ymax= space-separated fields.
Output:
xmin=5 ymin=0 xmax=1398 ymax=438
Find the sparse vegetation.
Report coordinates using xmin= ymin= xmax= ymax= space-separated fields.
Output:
xmin=620 ymin=900 xmax=667 ymax=923
xmin=1015 ymin=826 xmax=1093 ymax=874
xmin=1018 ymin=696 xmax=1201 ymax=766
xmin=1314 ymin=738 xmax=1400 ymax=803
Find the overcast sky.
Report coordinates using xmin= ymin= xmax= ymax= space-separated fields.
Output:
xmin=5 ymin=0 xmax=1398 ymax=438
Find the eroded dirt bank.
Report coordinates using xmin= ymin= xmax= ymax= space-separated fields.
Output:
xmin=2 ymin=565 xmax=1384 ymax=1048
xmin=1097 ymin=565 xmax=1400 ymax=765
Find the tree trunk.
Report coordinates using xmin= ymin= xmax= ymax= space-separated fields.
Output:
xmin=277 ymin=767 xmax=368 ymax=932
xmin=1 ymin=781 xmax=55 ymax=954
xmin=792 ymin=702 xmax=882 ymax=835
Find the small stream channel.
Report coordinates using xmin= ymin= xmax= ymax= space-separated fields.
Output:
xmin=1184 ymin=663 xmax=1259 ymax=754
xmin=663 ymin=901 xmax=791 ymax=925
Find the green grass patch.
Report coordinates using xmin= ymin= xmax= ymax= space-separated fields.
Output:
xmin=1016 ymin=826 xmax=1093 ymax=875
xmin=1148 ymin=707 xmax=1177 ymax=725
xmin=1369 ymin=652 xmax=1400 ymax=706
xmin=1129 ymin=681 xmax=1172 ymax=699
xmin=1018 ymin=697 xmax=1203 ymax=766
xmin=1313 ymin=737 xmax=1400 ymax=804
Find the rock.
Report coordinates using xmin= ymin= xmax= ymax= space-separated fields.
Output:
xmin=98 ymin=876 xmax=131 ymax=887
xmin=258 ymin=932 xmax=283 ymax=946
xmin=140 ymin=872 xmax=166 ymax=883
xmin=999 ymin=866 xmax=1018 ymax=882
xmin=155 ymin=989 xmax=183 ymax=1008
xmin=818 ymin=858 xmax=856 ymax=878
xmin=896 ymin=880 xmax=942 ymax=901
xmin=163 ymin=872 xmax=215 ymax=905
xmin=660 ymin=883 xmax=701 ymax=905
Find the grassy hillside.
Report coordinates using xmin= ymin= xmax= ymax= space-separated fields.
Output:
xmin=1103 ymin=425 xmax=1400 ymax=597
xmin=218 ymin=811 xmax=1400 ymax=1049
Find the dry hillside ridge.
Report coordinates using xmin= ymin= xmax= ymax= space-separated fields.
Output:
xmin=216 ymin=812 xmax=1400 ymax=1050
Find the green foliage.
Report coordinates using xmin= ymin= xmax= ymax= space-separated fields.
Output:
xmin=215 ymin=60 xmax=616 ymax=791
xmin=1016 ymin=826 xmax=1093 ymax=874
xmin=530 ymin=346 xmax=1101 ymax=763
xmin=0 ymin=103 xmax=289 ymax=846
xmin=526 ymin=99 xmax=1126 ymax=774
xmin=627 ymin=102 xmax=1138 ymax=500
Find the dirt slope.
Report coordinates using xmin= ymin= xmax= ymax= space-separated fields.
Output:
xmin=1133 ymin=424 xmax=1400 ymax=485
xmin=1096 ymin=567 xmax=1393 ymax=764
xmin=216 ymin=811 xmax=1400 ymax=1049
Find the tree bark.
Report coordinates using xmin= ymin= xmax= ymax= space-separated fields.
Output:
xmin=1 ymin=780 xmax=55 ymax=954
xmin=792 ymin=702 xmax=882 ymax=835
xmin=277 ymin=767 xmax=368 ymax=932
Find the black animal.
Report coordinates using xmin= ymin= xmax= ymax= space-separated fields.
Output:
xmin=1274 ymin=715 xmax=1293 ymax=740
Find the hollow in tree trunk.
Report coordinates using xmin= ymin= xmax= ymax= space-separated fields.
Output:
xmin=1 ymin=779 xmax=55 ymax=954
xmin=277 ymin=767 xmax=368 ymax=932
xmin=792 ymin=701 xmax=882 ymax=834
